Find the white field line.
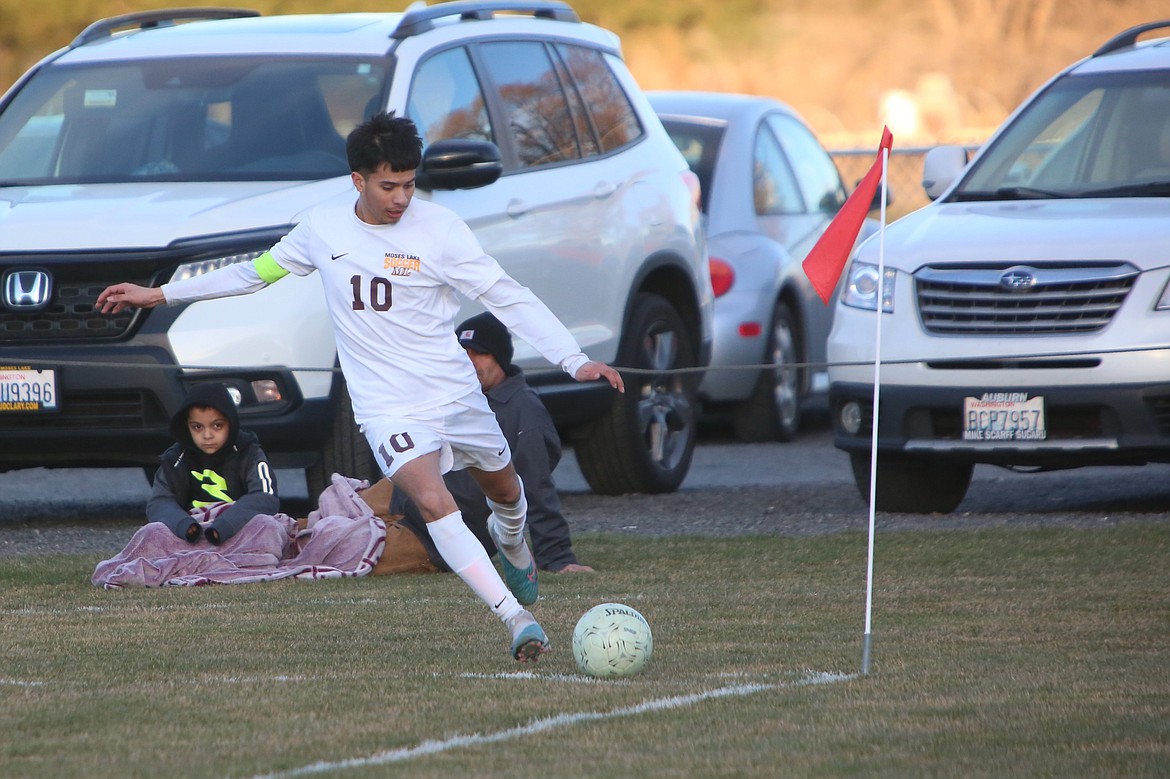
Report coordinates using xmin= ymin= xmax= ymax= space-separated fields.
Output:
xmin=0 ymin=597 xmax=412 ymax=618
xmin=457 ymin=671 xmax=633 ymax=685
xmin=0 ymin=602 xmax=235 ymax=616
xmin=0 ymin=674 xmax=311 ymax=688
xmin=241 ymin=671 xmax=854 ymax=779
xmin=2 ymin=670 xmax=591 ymax=690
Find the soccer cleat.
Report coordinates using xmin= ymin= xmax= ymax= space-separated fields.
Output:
xmin=507 ymin=610 xmax=551 ymax=663
xmin=489 ymin=519 xmax=538 ymax=606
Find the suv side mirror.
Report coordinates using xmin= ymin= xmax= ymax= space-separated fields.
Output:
xmin=922 ymin=145 xmax=969 ymax=200
xmin=416 ymin=139 xmax=503 ymax=191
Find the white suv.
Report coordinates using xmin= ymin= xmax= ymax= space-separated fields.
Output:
xmin=0 ymin=2 xmax=712 ymax=496
xmin=827 ymin=20 xmax=1170 ymax=513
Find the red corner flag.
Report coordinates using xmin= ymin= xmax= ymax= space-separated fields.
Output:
xmin=802 ymin=126 xmax=894 ymax=305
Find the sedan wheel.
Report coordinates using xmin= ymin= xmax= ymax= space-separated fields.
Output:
xmin=732 ymin=301 xmax=801 ymax=442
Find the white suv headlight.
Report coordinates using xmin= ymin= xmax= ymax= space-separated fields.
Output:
xmin=841 ymin=261 xmax=896 ymax=312
xmin=169 ymin=250 xmax=266 ymax=283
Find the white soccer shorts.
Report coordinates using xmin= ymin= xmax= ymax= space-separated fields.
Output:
xmin=359 ymin=390 xmax=511 ymax=479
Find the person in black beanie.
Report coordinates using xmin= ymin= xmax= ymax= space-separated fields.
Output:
xmin=146 ymin=382 xmax=278 ymax=545
xmin=379 ymin=312 xmax=592 ymax=574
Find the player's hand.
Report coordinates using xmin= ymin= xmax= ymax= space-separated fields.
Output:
xmin=96 ymin=283 xmax=165 ymax=314
xmin=574 ymin=360 xmax=624 ymax=393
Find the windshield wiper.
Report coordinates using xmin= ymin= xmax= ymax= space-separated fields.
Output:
xmin=952 ymin=186 xmax=1073 ymax=202
xmin=1076 ymin=181 xmax=1170 ymax=197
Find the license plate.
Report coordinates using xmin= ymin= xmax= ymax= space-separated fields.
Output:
xmin=0 ymin=366 xmax=59 ymax=412
xmin=963 ymin=393 xmax=1045 ymax=442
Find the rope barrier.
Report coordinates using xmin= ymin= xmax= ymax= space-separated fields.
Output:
xmin=4 ymin=342 xmax=1168 ymax=376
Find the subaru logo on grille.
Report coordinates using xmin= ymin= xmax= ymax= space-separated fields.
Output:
xmin=999 ymin=267 xmax=1036 ymax=291
xmin=3 ymin=269 xmax=53 ymax=311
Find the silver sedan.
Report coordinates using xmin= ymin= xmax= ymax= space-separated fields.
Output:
xmin=649 ymin=91 xmax=878 ymax=441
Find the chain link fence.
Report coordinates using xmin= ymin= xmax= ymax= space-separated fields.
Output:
xmin=830 ymin=145 xmax=981 ymax=222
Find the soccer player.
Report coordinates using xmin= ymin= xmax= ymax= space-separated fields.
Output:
xmin=96 ymin=113 xmax=624 ymax=663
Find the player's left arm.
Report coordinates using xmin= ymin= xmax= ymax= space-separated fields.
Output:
xmin=474 ymin=275 xmax=624 ymax=393
xmin=567 ymin=359 xmax=624 ymax=392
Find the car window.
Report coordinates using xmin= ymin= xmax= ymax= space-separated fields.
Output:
xmin=555 ymin=44 xmax=643 ymax=154
xmin=549 ymin=47 xmax=600 ymax=158
xmin=0 ymin=58 xmax=385 ymax=184
xmin=478 ymin=41 xmax=581 ymax=168
xmin=753 ymin=123 xmax=804 ymax=215
xmin=767 ymin=113 xmax=846 ymax=212
xmin=406 ymin=47 xmax=493 ymax=146
xmin=660 ymin=118 xmax=722 ymax=213
xmin=957 ymin=71 xmax=1170 ymax=196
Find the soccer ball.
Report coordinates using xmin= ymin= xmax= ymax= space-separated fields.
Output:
xmin=571 ymin=603 xmax=653 ymax=678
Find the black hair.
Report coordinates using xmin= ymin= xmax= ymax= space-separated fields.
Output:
xmin=346 ymin=112 xmax=423 ymax=174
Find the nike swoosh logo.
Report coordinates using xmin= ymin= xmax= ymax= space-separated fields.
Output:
xmin=331 ymin=252 xmax=348 ymax=261
xmin=497 ymin=447 xmax=506 ymax=456
xmin=493 ymin=597 xmax=506 ymax=609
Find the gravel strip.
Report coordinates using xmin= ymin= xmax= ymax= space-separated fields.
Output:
xmin=3 ymin=428 xmax=1168 ymax=559
xmin=4 ymin=479 xmax=1168 ymax=560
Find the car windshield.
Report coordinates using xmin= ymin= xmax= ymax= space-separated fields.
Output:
xmin=952 ymin=70 xmax=1170 ymax=201
xmin=0 ymin=56 xmax=388 ymax=185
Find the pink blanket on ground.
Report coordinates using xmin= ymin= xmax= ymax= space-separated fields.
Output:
xmin=92 ymin=474 xmax=386 ymax=588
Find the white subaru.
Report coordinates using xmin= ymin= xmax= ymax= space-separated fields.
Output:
xmin=827 ymin=20 xmax=1170 ymax=513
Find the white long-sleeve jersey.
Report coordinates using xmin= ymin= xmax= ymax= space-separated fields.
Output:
xmin=162 ymin=196 xmax=588 ymax=423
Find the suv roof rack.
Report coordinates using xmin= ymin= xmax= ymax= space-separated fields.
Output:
xmin=70 ymin=7 xmax=261 ymax=48
xmin=391 ymin=0 xmax=579 ymax=39
xmin=1093 ymin=19 xmax=1170 ymax=57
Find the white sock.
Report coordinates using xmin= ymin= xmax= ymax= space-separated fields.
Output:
xmin=487 ymin=485 xmax=533 ymax=571
xmin=427 ymin=511 xmax=521 ymax=622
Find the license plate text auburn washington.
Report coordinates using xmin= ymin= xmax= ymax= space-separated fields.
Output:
xmin=963 ymin=392 xmax=1046 ymax=442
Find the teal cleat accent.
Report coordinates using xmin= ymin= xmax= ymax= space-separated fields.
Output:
xmin=500 ymin=554 xmax=538 ymax=606
xmin=490 ymin=520 xmax=538 ymax=605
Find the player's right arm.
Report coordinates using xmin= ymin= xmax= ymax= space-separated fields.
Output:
xmin=96 ymin=282 xmax=166 ymax=313
xmin=97 ymin=252 xmax=291 ymax=314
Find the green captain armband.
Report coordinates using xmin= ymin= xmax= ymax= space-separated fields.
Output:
xmin=253 ymin=252 xmax=290 ymax=284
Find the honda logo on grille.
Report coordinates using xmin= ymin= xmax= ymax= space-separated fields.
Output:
xmin=3 ymin=269 xmax=53 ymax=311
xmin=999 ymin=267 xmax=1036 ymax=291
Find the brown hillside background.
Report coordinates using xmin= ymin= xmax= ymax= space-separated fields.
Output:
xmin=1 ymin=0 xmax=1167 ymax=148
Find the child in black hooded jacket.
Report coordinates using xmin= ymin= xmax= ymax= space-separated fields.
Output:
xmin=147 ymin=382 xmax=278 ymax=545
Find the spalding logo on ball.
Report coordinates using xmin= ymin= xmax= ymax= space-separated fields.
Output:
xmin=572 ymin=602 xmax=653 ymax=678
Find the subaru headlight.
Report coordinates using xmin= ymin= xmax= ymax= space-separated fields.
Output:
xmin=841 ymin=261 xmax=895 ymax=312
xmin=169 ymin=250 xmax=267 ymax=283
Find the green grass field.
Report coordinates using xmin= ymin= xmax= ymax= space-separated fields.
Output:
xmin=2 ymin=526 xmax=1168 ymax=778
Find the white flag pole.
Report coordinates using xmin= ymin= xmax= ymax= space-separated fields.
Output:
xmin=861 ymin=144 xmax=890 ymax=675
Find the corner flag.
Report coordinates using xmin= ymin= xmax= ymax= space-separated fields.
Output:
xmin=802 ymin=126 xmax=894 ymax=305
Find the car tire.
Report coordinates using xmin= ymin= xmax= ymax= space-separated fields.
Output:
xmin=732 ymin=301 xmax=802 ymax=443
xmin=849 ymin=452 xmax=973 ymax=514
xmin=575 ymin=293 xmax=698 ymax=495
xmin=305 ymin=383 xmax=379 ymax=501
